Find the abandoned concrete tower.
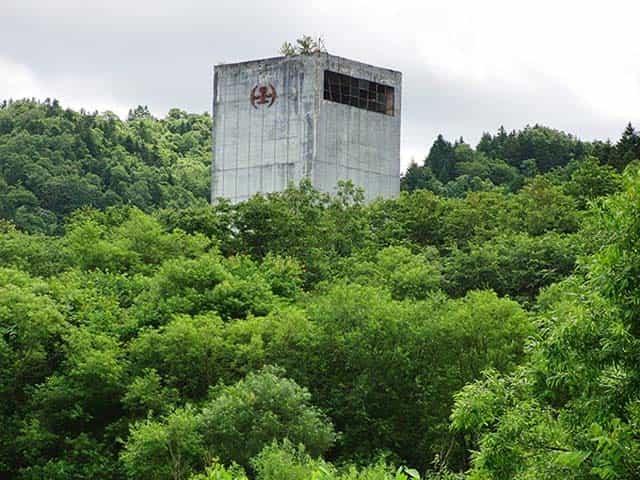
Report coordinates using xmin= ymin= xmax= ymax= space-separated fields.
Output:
xmin=211 ymin=52 xmax=402 ymax=203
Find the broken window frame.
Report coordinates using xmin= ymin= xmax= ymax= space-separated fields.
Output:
xmin=323 ymin=70 xmax=395 ymax=116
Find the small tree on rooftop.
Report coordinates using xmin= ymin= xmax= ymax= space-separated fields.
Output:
xmin=280 ymin=35 xmax=327 ymax=56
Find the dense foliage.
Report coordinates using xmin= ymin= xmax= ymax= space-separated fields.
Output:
xmin=402 ymin=124 xmax=637 ymax=198
xmin=1 ymin=99 xmax=639 ymax=479
xmin=0 ymin=99 xmax=211 ymax=234
xmin=451 ymin=167 xmax=640 ymax=479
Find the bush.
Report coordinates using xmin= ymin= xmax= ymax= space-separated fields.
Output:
xmin=199 ymin=367 xmax=336 ymax=469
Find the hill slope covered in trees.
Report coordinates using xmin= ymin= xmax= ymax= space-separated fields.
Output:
xmin=1 ymin=99 xmax=640 ymax=479
xmin=0 ymin=100 xmax=211 ymax=234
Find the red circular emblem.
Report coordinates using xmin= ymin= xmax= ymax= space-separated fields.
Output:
xmin=250 ymin=84 xmax=277 ymax=109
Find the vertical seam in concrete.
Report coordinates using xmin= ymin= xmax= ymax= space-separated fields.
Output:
xmin=299 ymin=70 xmax=303 ymax=178
xmin=211 ymin=68 xmax=217 ymax=202
xmin=272 ymin=64 xmax=278 ymax=191
xmin=235 ymin=76 xmax=241 ymax=203
xmin=221 ymin=76 xmax=228 ymax=200
xmin=260 ymin=98 xmax=264 ymax=190
xmin=272 ymin=89 xmax=278 ymax=190
xmin=346 ymin=109 xmax=350 ymax=183
xmin=285 ymin=61 xmax=290 ymax=185
xmin=311 ymin=55 xmax=318 ymax=184
xmin=334 ymin=106 xmax=338 ymax=187
xmin=245 ymin=71 xmax=251 ymax=203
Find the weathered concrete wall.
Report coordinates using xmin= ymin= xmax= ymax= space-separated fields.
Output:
xmin=212 ymin=55 xmax=317 ymax=203
xmin=212 ymin=53 xmax=401 ymax=203
xmin=315 ymin=55 xmax=401 ymax=201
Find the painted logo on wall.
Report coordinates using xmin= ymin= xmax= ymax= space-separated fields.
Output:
xmin=250 ymin=84 xmax=277 ymax=109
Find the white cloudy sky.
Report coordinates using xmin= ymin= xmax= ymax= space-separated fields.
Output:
xmin=1 ymin=0 xmax=639 ymax=168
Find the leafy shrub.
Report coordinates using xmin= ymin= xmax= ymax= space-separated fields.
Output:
xmin=199 ymin=367 xmax=336 ymax=469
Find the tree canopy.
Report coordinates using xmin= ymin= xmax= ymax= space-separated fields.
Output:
xmin=0 ymin=98 xmax=638 ymax=479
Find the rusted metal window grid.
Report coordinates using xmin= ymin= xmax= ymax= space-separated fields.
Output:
xmin=323 ymin=70 xmax=394 ymax=116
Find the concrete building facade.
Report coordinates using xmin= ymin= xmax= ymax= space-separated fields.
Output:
xmin=211 ymin=52 xmax=401 ymax=203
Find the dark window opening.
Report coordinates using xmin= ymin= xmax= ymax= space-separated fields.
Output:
xmin=323 ymin=70 xmax=395 ymax=115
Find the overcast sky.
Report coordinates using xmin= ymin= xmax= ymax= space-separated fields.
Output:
xmin=2 ymin=0 xmax=639 ymax=168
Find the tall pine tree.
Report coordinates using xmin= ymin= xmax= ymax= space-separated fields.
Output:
xmin=612 ymin=122 xmax=640 ymax=170
xmin=426 ymin=134 xmax=456 ymax=183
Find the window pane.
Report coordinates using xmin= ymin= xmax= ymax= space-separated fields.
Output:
xmin=323 ymin=70 xmax=394 ymax=116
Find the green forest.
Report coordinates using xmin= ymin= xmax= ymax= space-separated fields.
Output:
xmin=1 ymin=98 xmax=640 ymax=479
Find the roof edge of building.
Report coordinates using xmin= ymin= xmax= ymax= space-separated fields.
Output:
xmin=214 ymin=52 xmax=401 ymax=76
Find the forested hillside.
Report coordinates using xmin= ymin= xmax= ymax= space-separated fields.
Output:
xmin=0 ymin=100 xmax=211 ymax=234
xmin=1 ymin=99 xmax=640 ymax=479
xmin=401 ymin=123 xmax=638 ymax=197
